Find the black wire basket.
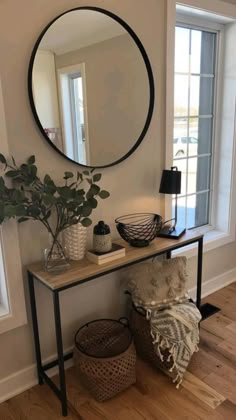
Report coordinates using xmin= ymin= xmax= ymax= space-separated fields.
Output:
xmin=115 ymin=213 xmax=163 ymax=247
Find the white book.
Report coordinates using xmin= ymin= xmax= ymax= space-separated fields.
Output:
xmin=86 ymin=250 xmax=126 ymax=265
xmin=86 ymin=243 xmax=125 ymax=260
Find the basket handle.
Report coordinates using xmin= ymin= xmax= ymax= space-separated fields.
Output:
xmin=74 ymin=321 xmax=90 ymax=347
xmin=119 ymin=317 xmax=130 ymax=327
xmin=132 ymin=304 xmax=147 ymax=317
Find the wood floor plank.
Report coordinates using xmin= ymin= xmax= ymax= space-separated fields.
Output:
xmin=199 ymin=326 xmax=224 ymax=347
xmin=187 ymin=348 xmax=224 ymax=380
xmin=8 ymin=388 xmax=67 ymax=420
xmin=135 ymin=360 xmax=217 ymax=420
xmin=181 ymin=371 xmax=225 ymax=409
xmin=216 ymin=400 xmax=236 ymax=420
xmin=217 ymin=339 xmax=236 ymax=363
xmin=226 ymin=321 xmax=236 ymax=333
xmin=0 ymin=400 xmax=26 ymax=420
xmin=204 ymin=372 xmax=236 ymax=405
xmin=201 ymin=312 xmax=235 ymax=341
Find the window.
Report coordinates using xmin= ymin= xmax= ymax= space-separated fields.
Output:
xmin=69 ymin=72 xmax=87 ymax=162
xmin=173 ymin=25 xmax=216 ymax=229
xmin=166 ymin=1 xmax=236 ymax=254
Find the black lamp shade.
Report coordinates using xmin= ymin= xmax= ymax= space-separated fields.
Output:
xmin=159 ymin=167 xmax=181 ymax=195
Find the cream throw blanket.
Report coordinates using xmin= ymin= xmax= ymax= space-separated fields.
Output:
xmin=146 ymin=301 xmax=201 ymax=387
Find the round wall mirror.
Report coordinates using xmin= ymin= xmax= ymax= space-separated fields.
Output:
xmin=28 ymin=7 xmax=154 ymax=168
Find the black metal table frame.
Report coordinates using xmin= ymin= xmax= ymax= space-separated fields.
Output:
xmin=27 ymin=235 xmax=203 ymax=417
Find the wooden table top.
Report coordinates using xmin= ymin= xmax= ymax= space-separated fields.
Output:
xmin=27 ymin=230 xmax=203 ymax=291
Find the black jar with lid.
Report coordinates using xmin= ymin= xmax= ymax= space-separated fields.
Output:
xmin=93 ymin=221 xmax=112 ymax=253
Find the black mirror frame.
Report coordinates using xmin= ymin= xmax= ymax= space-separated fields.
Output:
xmin=28 ymin=6 xmax=155 ymax=169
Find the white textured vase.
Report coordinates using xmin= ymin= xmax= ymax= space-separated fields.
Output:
xmin=64 ymin=223 xmax=87 ymax=260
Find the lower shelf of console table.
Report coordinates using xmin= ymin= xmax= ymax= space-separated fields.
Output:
xmin=27 ymin=230 xmax=204 ymax=417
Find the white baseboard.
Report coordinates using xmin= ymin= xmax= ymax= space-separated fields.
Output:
xmin=1 ymin=269 xmax=236 ymax=405
xmin=0 ymin=346 xmax=73 ymax=404
xmin=189 ymin=267 xmax=236 ymax=300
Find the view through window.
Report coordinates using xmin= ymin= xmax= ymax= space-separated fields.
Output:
xmin=173 ymin=25 xmax=216 ymax=229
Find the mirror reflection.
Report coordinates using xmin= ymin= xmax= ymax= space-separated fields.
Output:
xmin=30 ymin=9 xmax=151 ymax=167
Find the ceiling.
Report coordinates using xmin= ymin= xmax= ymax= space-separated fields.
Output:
xmin=39 ymin=10 xmax=126 ymax=55
xmin=176 ymin=4 xmax=236 ymax=24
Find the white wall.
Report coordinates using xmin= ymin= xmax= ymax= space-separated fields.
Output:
xmin=32 ymin=50 xmax=60 ymax=129
xmin=0 ymin=0 xmax=236 ymax=391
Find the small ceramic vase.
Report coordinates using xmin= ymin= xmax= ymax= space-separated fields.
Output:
xmin=93 ymin=221 xmax=112 ymax=254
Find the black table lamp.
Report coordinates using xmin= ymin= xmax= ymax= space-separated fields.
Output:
xmin=158 ymin=166 xmax=186 ymax=239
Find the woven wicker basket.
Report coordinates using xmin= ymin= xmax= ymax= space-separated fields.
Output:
xmin=130 ymin=305 xmax=176 ymax=377
xmin=74 ymin=318 xmax=136 ymax=401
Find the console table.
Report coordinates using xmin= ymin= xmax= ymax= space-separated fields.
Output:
xmin=27 ymin=230 xmax=203 ymax=416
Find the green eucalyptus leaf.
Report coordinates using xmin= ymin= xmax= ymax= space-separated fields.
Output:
xmin=74 ymin=207 xmax=83 ymax=216
xmin=74 ymin=196 xmax=84 ymax=206
xmin=81 ymin=204 xmax=92 ymax=217
xmin=18 ymin=217 xmax=29 ymax=223
xmin=43 ymin=194 xmax=55 ymax=205
xmin=31 ymin=191 xmax=40 ymax=202
xmin=29 ymin=165 xmax=37 ymax=178
xmin=0 ymin=203 xmax=5 ymax=220
xmin=15 ymin=205 xmax=26 ymax=216
xmin=44 ymin=183 xmax=56 ymax=195
xmin=81 ymin=217 xmax=92 ymax=227
xmin=5 ymin=170 xmax=19 ymax=178
xmin=0 ymin=177 xmax=5 ymax=190
xmin=12 ymin=190 xmax=25 ymax=202
xmin=0 ymin=154 xmax=6 ymax=164
xmin=27 ymin=155 xmax=35 ymax=165
xmin=64 ymin=171 xmax=74 ymax=179
xmin=93 ymin=173 xmax=102 ymax=182
xmin=86 ymin=184 xmax=100 ymax=199
xmin=44 ymin=174 xmax=52 ymax=184
xmin=4 ymin=205 xmax=17 ymax=218
xmin=99 ymin=190 xmax=110 ymax=199
xmin=82 ymin=170 xmax=90 ymax=176
xmin=57 ymin=186 xmax=73 ymax=199
xmin=27 ymin=205 xmax=41 ymax=217
xmin=88 ymin=197 xmax=97 ymax=209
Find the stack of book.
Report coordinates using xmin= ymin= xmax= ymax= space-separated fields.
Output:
xmin=86 ymin=243 xmax=126 ymax=265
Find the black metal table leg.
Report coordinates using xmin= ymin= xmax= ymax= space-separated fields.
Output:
xmin=28 ymin=271 xmax=43 ymax=385
xmin=53 ymin=291 xmax=68 ymax=417
xmin=196 ymin=237 xmax=203 ymax=309
xmin=166 ymin=251 xmax=171 ymax=259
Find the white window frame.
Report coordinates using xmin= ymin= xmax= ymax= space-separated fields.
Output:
xmin=57 ymin=63 xmax=90 ymax=165
xmin=166 ymin=0 xmax=236 ymax=257
xmin=0 ymin=77 xmax=27 ymax=333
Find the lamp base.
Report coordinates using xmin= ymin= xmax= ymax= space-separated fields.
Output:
xmin=157 ymin=225 xmax=186 ymax=239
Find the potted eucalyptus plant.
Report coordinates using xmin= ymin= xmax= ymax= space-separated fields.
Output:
xmin=0 ymin=154 xmax=110 ymax=272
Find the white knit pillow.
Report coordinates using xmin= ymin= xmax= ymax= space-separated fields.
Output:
xmin=123 ymin=257 xmax=189 ymax=309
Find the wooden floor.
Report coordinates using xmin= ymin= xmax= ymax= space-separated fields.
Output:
xmin=1 ymin=283 xmax=236 ymax=420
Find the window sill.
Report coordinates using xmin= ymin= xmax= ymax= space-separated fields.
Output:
xmin=0 ymin=305 xmax=27 ymax=334
xmin=0 ymin=303 xmax=9 ymax=318
xmin=172 ymin=228 xmax=235 ymax=259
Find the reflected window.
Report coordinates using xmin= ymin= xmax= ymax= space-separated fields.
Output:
xmin=173 ymin=26 xmax=216 ymax=229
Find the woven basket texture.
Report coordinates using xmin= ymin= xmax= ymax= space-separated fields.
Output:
xmin=130 ymin=306 xmax=177 ymax=377
xmin=64 ymin=223 xmax=87 ymax=260
xmin=74 ymin=319 xmax=136 ymax=401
